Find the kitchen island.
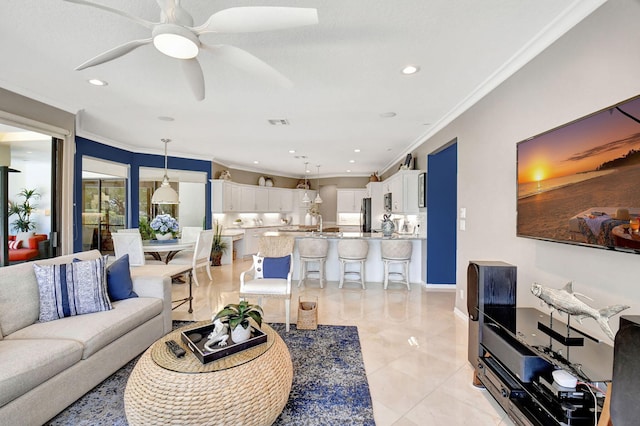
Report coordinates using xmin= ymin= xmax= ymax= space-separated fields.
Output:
xmin=261 ymin=231 xmax=425 ymax=286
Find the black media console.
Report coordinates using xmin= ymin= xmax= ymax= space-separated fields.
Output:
xmin=476 ymin=307 xmax=613 ymax=425
xmin=467 ymin=261 xmax=614 ymax=425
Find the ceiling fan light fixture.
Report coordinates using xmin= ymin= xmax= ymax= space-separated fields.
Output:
xmin=152 ymin=25 xmax=200 ymax=59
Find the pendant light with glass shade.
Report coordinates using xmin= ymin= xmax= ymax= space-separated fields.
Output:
xmin=314 ymin=164 xmax=323 ymax=204
xmin=151 ymin=138 xmax=179 ymax=204
xmin=301 ymin=161 xmax=311 ymax=204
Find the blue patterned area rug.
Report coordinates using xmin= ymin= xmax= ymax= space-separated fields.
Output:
xmin=47 ymin=321 xmax=374 ymax=426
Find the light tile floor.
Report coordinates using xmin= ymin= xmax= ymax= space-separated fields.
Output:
xmin=171 ymin=259 xmax=515 ymax=425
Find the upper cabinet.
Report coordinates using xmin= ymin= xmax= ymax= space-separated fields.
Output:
xmin=336 ymin=189 xmax=367 ymax=213
xmin=382 ymin=170 xmax=422 ymax=214
xmin=212 ymin=180 xmax=241 ymax=213
xmin=268 ymin=188 xmax=293 ymax=212
xmin=212 ymin=180 xmax=309 ymax=213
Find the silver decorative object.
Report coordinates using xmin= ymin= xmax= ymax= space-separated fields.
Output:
xmin=204 ymin=319 xmax=229 ymax=351
xmin=531 ymin=282 xmax=629 ymax=340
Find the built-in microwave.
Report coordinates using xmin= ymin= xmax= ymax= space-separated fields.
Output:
xmin=384 ymin=192 xmax=392 ymax=212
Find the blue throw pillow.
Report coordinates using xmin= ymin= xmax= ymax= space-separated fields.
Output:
xmin=263 ymin=255 xmax=291 ymax=279
xmin=106 ymin=254 xmax=138 ymax=301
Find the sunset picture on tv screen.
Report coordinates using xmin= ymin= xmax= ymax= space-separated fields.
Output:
xmin=517 ymin=95 xmax=640 ymax=251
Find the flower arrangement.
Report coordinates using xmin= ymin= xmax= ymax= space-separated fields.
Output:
xmin=150 ymin=214 xmax=179 ymax=237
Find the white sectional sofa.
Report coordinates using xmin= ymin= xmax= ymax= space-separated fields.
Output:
xmin=0 ymin=250 xmax=173 ymax=425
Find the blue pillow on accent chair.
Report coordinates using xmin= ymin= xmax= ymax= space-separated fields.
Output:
xmin=263 ymin=255 xmax=291 ymax=279
xmin=106 ymin=254 xmax=138 ymax=301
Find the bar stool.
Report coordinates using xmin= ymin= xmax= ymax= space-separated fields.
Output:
xmin=338 ymin=239 xmax=369 ymax=289
xmin=381 ymin=239 xmax=412 ymax=290
xmin=297 ymin=238 xmax=329 ymax=288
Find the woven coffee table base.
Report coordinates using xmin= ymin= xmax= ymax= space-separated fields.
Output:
xmin=124 ymin=326 xmax=293 ymax=426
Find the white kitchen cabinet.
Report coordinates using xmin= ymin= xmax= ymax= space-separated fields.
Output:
xmin=336 ymin=189 xmax=367 ymax=213
xmin=268 ymin=188 xmax=293 ymax=212
xmin=240 ymin=186 xmax=255 ymax=211
xmin=254 ymin=187 xmax=269 ymax=211
xmin=211 ymin=180 xmax=241 ymax=213
xmin=382 ymin=170 xmax=422 ymax=214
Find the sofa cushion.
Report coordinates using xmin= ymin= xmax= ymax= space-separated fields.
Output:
xmin=0 ymin=339 xmax=83 ymax=407
xmin=16 ymin=231 xmax=35 ymax=246
xmin=5 ymin=297 xmax=163 ymax=359
xmin=0 ymin=262 xmax=41 ymax=337
xmin=33 ymin=256 xmax=112 ymax=323
xmin=252 ymin=255 xmax=290 ymax=279
xmin=106 ymin=254 xmax=138 ymax=301
xmin=0 ymin=251 xmax=103 ymax=338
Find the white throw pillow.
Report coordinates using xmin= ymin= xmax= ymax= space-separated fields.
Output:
xmin=16 ymin=231 xmax=35 ymax=246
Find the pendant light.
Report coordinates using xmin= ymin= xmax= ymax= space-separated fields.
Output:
xmin=301 ymin=161 xmax=311 ymax=204
xmin=314 ymin=164 xmax=323 ymax=204
xmin=151 ymin=138 xmax=179 ymax=204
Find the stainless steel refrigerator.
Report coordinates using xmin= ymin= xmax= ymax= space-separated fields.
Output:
xmin=361 ymin=197 xmax=372 ymax=232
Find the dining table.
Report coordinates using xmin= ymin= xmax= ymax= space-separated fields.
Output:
xmin=142 ymin=239 xmax=195 ymax=264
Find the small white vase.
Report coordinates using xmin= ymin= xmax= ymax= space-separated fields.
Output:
xmin=305 ymin=213 xmax=312 ymax=226
xmin=311 ymin=215 xmax=317 ymax=226
xmin=155 ymin=233 xmax=173 ymax=241
xmin=231 ymin=325 xmax=251 ymax=343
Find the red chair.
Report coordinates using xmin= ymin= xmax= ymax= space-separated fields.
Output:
xmin=8 ymin=234 xmax=49 ymax=263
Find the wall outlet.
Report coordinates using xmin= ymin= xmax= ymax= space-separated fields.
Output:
xmin=460 ymin=289 xmax=464 ymax=300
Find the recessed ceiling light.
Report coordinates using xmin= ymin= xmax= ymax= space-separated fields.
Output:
xmin=289 ymin=150 xmax=296 ymax=154
xmin=88 ymin=78 xmax=108 ymax=86
xmin=253 ymin=160 xmax=259 ymax=164
xmin=349 ymin=160 xmax=355 ymax=163
xmin=346 ymin=169 xmax=351 ymax=173
xmin=354 ymin=149 xmax=361 ymax=153
xmin=158 ymin=116 xmax=175 ymax=121
xmin=401 ymin=65 xmax=420 ymax=75
xmin=380 ymin=112 xmax=397 ymax=118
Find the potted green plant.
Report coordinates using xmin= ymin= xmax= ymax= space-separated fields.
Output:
xmin=213 ymin=301 xmax=263 ymax=343
xmin=9 ymin=188 xmax=39 ymax=233
xmin=210 ymin=221 xmax=228 ymax=266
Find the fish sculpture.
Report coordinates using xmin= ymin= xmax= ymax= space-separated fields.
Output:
xmin=531 ymin=282 xmax=630 ymax=341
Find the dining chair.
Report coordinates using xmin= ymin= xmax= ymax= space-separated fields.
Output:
xmin=180 ymin=226 xmax=203 ymax=243
xmin=169 ymin=229 xmax=214 ymax=286
xmin=239 ymin=236 xmax=295 ymax=331
xmin=111 ymin=232 xmax=163 ymax=266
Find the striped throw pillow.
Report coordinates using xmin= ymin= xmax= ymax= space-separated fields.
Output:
xmin=8 ymin=240 xmax=22 ymax=250
xmin=33 ymin=256 xmax=112 ymax=323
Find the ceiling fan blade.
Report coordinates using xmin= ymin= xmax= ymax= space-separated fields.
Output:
xmin=75 ymin=39 xmax=152 ymax=71
xmin=180 ymin=58 xmax=205 ymax=101
xmin=63 ymin=0 xmax=154 ymax=29
xmin=156 ymin=0 xmax=193 ymax=26
xmin=205 ymin=44 xmax=293 ymax=89
xmin=194 ymin=7 xmax=318 ymax=34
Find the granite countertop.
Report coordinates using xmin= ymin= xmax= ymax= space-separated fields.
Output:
xmin=261 ymin=230 xmax=424 ymax=240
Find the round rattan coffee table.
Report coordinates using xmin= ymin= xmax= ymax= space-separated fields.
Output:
xmin=124 ymin=322 xmax=292 ymax=426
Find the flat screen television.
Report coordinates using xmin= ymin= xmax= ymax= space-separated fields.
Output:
xmin=517 ymin=94 xmax=640 ymax=253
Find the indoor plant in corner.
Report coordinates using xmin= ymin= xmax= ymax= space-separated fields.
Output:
xmin=210 ymin=221 xmax=228 ymax=266
xmin=9 ymin=188 xmax=39 ymax=233
xmin=213 ymin=301 xmax=263 ymax=343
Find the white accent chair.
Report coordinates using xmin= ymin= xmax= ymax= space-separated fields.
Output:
xmin=111 ymin=232 xmax=163 ymax=266
xmin=297 ymin=237 xmax=329 ymax=288
xmin=239 ymin=236 xmax=295 ymax=331
xmin=381 ymin=239 xmax=412 ymax=290
xmin=338 ymin=239 xmax=369 ymax=289
xmin=169 ymin=229 xmax=214 ymax=287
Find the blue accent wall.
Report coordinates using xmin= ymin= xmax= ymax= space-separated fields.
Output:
xmin=426 ymin=142 xmax=457 ymax=284
xmin=74 ymin=137 xmax=211 ymax=252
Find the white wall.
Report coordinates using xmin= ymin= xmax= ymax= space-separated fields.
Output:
xmin=178 ymin=182 xmax=206 ymax=228
xmin=417 ymin=0 xmax=640 ymax=341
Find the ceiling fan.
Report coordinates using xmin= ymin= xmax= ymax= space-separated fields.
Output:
xmin=65 ymin=0 xmax=318 ymax=100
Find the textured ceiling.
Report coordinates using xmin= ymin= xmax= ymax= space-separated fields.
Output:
xmin=0 ymin=0 xmax=604 ymax=178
